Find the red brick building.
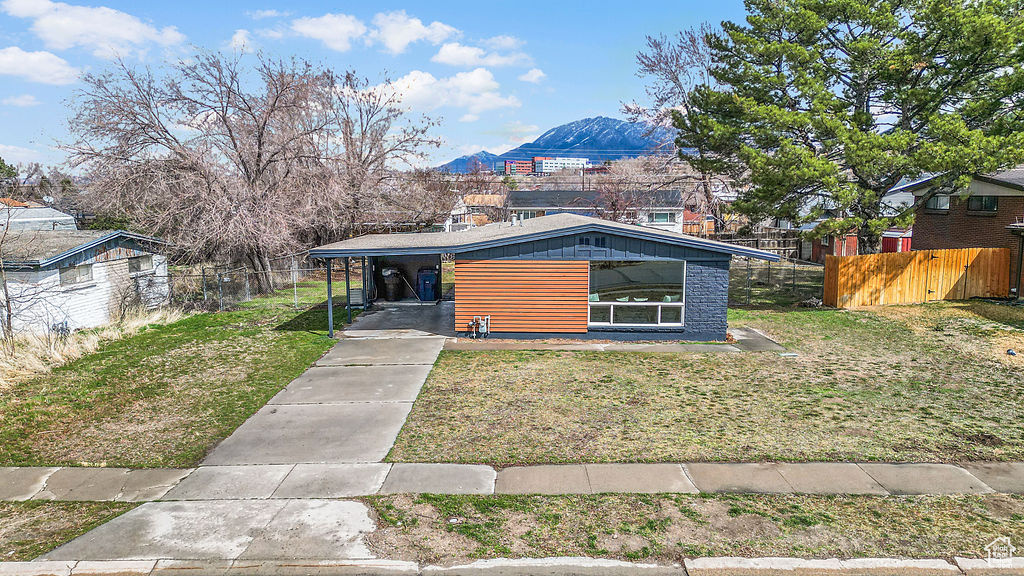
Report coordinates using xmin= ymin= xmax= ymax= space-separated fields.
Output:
xmin=911 ymin=167 xmax=1024 ymax=296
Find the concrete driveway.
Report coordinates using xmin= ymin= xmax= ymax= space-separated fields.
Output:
xmin=201 ymin=333 xmax=445 ymax=466
xmin=48 ymin=328 xmax=445 ymax=561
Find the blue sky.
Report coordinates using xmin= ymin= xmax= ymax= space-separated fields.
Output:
xmin=0 ymin=0 xmax=747 ymax=168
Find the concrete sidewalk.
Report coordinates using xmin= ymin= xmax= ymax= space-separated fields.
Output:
xmin=5 ymin=461 xmax=1022 ymax=501
xmin=4 ymin=556 xmax=1022 ymax=576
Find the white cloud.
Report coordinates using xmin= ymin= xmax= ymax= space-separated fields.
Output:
xmin=0 ymin=46 xmax=79 ymax=84
xmin=247 ymin=9 xmax=286 ymax=19
xmin=0 ymin=143 xmax=40 ymax=163
xmin=390 ymin=68 xmax=520 ymax=115
xmin=431 ymin=42 xmax=531 ymax=67
xmin=493 ymin=120 xmax=540 ymax=144
xmin=518 ymin=68 xmax=546 ymax=84
xmin=290 ymin=13 xmax=366 ymax=52
xmin=1 ymin=94 xmax=40 ymax=106
xmin=368 ymin=10 xmax=457 ymax=55
xmin=459 ymin=113 xmax=479 ymax=123
xmin=1 ymin=0 xmax=185 ymax=59
xmin=482 ymin=35 xmax=523 ymax=50
xmin=227 ymin=29 xmax=254 ymax=53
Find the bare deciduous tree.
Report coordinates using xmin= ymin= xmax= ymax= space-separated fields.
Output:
xmin=66 ymin=52 xmax=441 ymax=293
xmin=624 ymin=24 xmax=740 ymax=229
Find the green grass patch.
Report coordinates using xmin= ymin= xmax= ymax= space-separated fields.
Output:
xmin=390 ymin=301 xmax=1024 ymax=464
xmin=0 ymin=281 xmax=352 ymax=468
xmin=1 ymin=501 xmax=135 ymax=561
xmin=364 ymin=493 xmax=1024 ymax=564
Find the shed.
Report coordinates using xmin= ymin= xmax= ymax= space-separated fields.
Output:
xmin=2 ymin=229 xmax=170 ymax=332
xmin=310 ymin=213 xmax=777 ymax=341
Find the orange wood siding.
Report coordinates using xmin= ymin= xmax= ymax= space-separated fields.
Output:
xmin=454 ymin=260 xmax=589 ymax=333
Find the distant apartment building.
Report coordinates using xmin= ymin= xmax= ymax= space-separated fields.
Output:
xmin=503 ymin=160 xmax=533 ymax=175
xmin=534 ymin=157 xmax=592 ymax=174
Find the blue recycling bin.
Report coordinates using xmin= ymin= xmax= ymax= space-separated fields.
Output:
xmin=416 ymin=267 xmax=439 ymax=301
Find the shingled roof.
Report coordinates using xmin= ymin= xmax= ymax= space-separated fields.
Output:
xmin=1 ymin=230 xmax=168 ymax=266
xmin=310 ymin=213 xmax=779 ymax=261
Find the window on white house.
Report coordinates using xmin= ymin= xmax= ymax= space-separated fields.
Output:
xmin=647 ymin=212 xmax=676 ymax=223
xmin=588 ymin=261 xmax=685 ymax=326
xmin=925 ymin=195 xmax=950 ymax=210
xmin=967 ymin=196 xmax=998 ymax=212
xmin=128 ymin=255 xmax=154 ymax=274
xmin=59 ymin=263 xmax=93 ymax=286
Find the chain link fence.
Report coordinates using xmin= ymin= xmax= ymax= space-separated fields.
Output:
xmin=166 ymin=254 xmax=362 ymax=311
xmin=729 ymin=256 xmax=824 ymax=307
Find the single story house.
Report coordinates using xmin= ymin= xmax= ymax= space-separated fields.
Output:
xmin=2 ymin=229 xmax=170 ymax=332
xmin=881 ymin=228 xmax=912 ymax=253
xmin=1 ymin=198 xmax=77 ymax=231
xmin=796 ymin=220 xmax=858 ymax=263
xmin=309 ymin=213 xmax=778 ymax=341
xmin=910 ymin=166 xmax=1024 ymax=296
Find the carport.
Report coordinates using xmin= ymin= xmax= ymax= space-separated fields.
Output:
xmin=309 ymin=213 xmax=778 ymax=340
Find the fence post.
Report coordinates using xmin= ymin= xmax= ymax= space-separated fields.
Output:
xmin=244 ymin=269 xmax=251 ymax=302
xmin=745 ymin=258 xmax=752 ymax=305
xmin=767 ymin=261 xmax=772 ymax=286
xmin=791 ymin=259 xmax=797 ymax=293
xmin=201 ymin=267 xmax=208 ymax=302
xmin=291 ymin=257 xmax=298 ymax=308
xmin=217 ymin=272 xmax=224 ymax=311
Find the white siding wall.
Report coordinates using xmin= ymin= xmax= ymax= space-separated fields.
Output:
xmin=4 ymin=254 xmax=169 ymax=333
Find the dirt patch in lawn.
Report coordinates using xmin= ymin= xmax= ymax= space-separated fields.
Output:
xmin=391 ymin=302 xmax=1024 ymax=464
xmin=365 ymin=493 xmax=1024 ymax=565
xmin=1 ymin=501 xmax=134 ymax=561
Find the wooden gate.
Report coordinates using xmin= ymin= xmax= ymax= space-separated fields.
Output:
xmin=823 ymin=247 xmax=1010 ymax=308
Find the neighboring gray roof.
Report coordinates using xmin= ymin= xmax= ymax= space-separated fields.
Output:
xmin=310 ymin=213 xmax=779 ymax=261
xmin=1 ymin=229 xmax=168 ymax=267
xmin=976 ymin=167 xmax=1024 ymax=191
xmin=507 ymin=189 xmax=689 ymax=209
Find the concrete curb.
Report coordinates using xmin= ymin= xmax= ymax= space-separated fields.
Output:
xmin=2 ymin=557 xmax=1020 ymax=576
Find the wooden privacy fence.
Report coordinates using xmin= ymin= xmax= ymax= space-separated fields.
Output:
xmin=823 ymin=247 xmax=1010 ymax=308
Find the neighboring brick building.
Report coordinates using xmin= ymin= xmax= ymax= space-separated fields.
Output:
xmin=911 ymin=167 xmax=1024 ymax=296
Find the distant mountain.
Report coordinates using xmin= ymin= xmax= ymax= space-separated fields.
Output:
xmin=435 ymin=150 xmax=500 ymax=174
xmin=435 ymin=116 xmax=674 ymax=173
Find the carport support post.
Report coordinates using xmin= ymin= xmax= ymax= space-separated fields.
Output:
xmin=345 ymin=257 xmax=352 ymax=324
xmin=361 ymin=257 xmax=367 ymax=309
xmin=326 ymin=259 xmax=334 ymax=338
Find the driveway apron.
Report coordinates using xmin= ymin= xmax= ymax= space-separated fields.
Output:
xmin=201 ymin=332 xmax=445 ymax=466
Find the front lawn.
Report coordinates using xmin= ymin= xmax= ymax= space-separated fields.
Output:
xmin=389 ymin=301 xmax=1024 ymax=464
xmin=0 ymin=281 xmax=348 ymax=468
xmin=1 ymin=502 xmax=135 ymax=561
xmin=366 ymin=493 xmax=1024 ymax=564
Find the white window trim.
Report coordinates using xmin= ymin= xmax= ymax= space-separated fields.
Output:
xmin=587 ymin=261 xmax=686 ymax=328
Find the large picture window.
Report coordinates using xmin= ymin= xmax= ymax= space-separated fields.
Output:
xmin=588 ymin=261 xmax=685 ymax=326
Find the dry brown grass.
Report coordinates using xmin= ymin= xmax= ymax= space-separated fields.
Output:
xmin=0 ymin=307 xmax=184 ymax=388
xmin=390 ymin=302 xmax=1024 ymax=464
xmin=366 ymin=493 xmax=1024 ymax=564
xmin=0 ymin=501 xmax=134 ymax=561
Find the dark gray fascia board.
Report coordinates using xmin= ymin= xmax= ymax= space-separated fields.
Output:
xmin=309 ymin=223 xmax=781 ymax=261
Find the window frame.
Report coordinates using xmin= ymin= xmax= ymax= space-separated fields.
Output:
xmin=128 ymin=255 xmax=154 ymax=275
xmin=647 ymin=212 xmax=676 ymax=224
xmin=925 ymin=194 xmax=951 ymax=211
xmin=59 ymin=263 xmax=94 ymax=287
xmin=587 ymin=260 xmax=686 ymax=328
xmin=967 ymin=195 xmax=998 ymax=213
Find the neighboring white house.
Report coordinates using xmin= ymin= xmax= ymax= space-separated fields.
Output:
xmin=1 ymin=197 xmax=78 ymax=231
xmin=2 ymin=229 xmax=170 ymax=333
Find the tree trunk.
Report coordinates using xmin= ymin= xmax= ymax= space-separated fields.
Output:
xmin=858 ymin=229 xmax=882 ymax=255
xmin=247 ymin=252 xmax=275 ymax=294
